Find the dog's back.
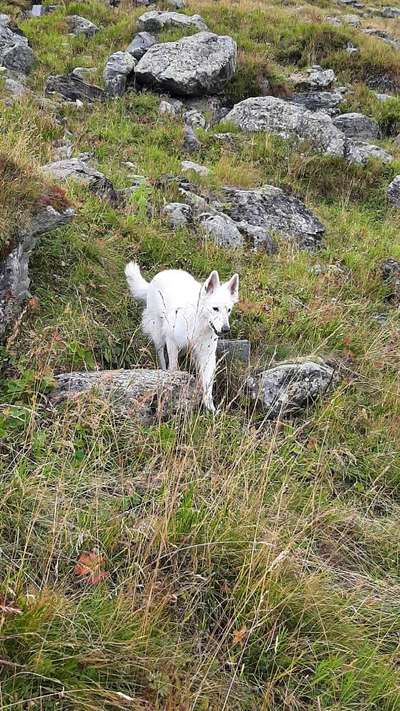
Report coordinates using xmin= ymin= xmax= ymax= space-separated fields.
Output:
xmin=146 ymin=269 xmax=200 ymax=315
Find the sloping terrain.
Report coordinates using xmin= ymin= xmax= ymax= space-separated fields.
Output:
xmin=0 ymin=0 xmax=400 ymax=708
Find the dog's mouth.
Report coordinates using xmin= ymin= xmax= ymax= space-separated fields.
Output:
xmin=209 ymin=322 xmax=220 ymax=337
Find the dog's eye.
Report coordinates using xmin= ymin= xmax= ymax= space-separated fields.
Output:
xmin=212 ymin=307 xmax=219 ymax=312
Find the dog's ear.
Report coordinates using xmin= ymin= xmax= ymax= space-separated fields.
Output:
xmin=203 ymin=271 xmax=220 ymax=294
xmin=226 ymin=273 xmax=239 ymax=302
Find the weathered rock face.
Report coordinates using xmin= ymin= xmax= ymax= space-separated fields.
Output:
xmin=199 ymin=213 xmax=244 ymax=248
xmin=247 ymin=359 xmax=334 ymax=418
xmin=290 ymin=90 xmax=343 ymax=115
xmin=67 ymin=15 xmax=99 ymax=37
xmin=50 ymin=369 xmax=201 ymax=422
xmin=387 ymin=176 xmax=400 ymax=206
xmin=46 ymin=73 xmax=105 ymax=102
xmin=225 ymin=96 xmax=346 ymax=157
xmin=235 ymin=221 xmax=277 ymax=254
xmin=135 ymin=32 xmax=237 ymax=96
xmin=137 ymin=11 xmax=207 ymax=32
xmin=162 ymin=202 xmax=193 ymax=227
xmin=333 ymin=112 xmax=380 ymax=140
xmin=104 ymin=51 xmax=136 ymax=96
xmin=0 ymin=25 xmax=34 ymax=74
xmin=290 ymin=65 xmax=336 ymax=90
xmin=127 ymin=31 xmax=155 ymax=59
xmin=346 ymin=141 xmax=393 ymax=165
xmin=0 ymin=206 xmax=74 ymax=341
xmin=41 ymin=157 xmax=119 ymax=205
xmin=222 ymin=185 xmax=325 ymax=249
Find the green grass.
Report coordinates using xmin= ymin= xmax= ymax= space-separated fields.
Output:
xmin=1 ymin=0 xmax=400 ymax=707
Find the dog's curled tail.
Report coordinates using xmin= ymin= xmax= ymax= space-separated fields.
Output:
xmin=125 ymin=261 xmax=149 ymax=302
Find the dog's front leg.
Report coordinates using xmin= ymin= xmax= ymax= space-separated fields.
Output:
xmin=196 ymin=344 xmax=217 ymax=414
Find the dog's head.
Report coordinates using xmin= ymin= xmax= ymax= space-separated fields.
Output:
xmin=200 ymin=270 xmax=239 ymax=337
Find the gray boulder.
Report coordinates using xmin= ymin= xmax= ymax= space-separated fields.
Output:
xmin=137 ymin=10 xmax=207 ymax=32
xmin=163 ymin=202 xmax=193 ymax=227
xmin=387 ymin=176 xmax=400 ymax=206
xmin=290 ymin=65 xmax=336 ymax=91
xmin=165 ymin=0 xmax=186 ymax=7
xmin=46 ymin=73 xmax=105 ymax=102
xmin=41 ymin=156 xmax=119 ymax=205
xmin=247 ymin=359 xmax=334 ymax=418
xmin=222 ymin=185 xmax=325 ymax=249
xmin=0 ymin=25 xmax=34 ymax=74
xmin=159 ymin=98 xmax=183 ymax=115
xmin=199 ymin=213 xmax=244 ymax=248
xmin=290 ymin=90 xmax=343 ymax=115
xmin=127 ymin=31 xmax=155 ymax=60
xmin=346 ymin=141 xmax=393 ymax=164
xmin=184 ymin=108 xmax=207 ymax=129
xmin=0 ymin=13 xmax=10 ymax=26
xmin=50 ymin=369 xmax=201 ymax=422
xmin=225 ymin=96 xmax=346 ymax=157
xmin=67 ymin=15 xmax=99 ymax=38
xmin=104 ymin=51 xmax=136 ymax=96
xmin=0 ymin=206 xmax=74 ymax=341
xmin=135 ymin=31 xmax=237 ymax=96
xmin=333 ymin=112 xmax=380 ymax=139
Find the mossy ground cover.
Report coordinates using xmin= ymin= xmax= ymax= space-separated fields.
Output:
xmin=1 ymin=0 xmax=400 ymax=708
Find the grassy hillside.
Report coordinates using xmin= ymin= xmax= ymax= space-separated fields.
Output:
xmin=1 ymin=0 xmax=400 ymax=708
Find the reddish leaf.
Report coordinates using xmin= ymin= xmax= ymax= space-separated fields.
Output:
xmin=74 ymin=551 xmax=109 ymax=585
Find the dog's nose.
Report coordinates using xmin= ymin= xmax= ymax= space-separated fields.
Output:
xmin=221 ymin=325 xmax=230 ymax=334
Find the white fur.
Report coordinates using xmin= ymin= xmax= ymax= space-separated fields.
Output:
xmin=125 ymin=262 xmax=239 ymax=412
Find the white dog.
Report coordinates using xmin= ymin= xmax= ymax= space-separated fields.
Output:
xmin=125 ymin=262 xmax=239 ymax=412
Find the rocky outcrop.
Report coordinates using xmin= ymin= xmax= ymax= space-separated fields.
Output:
xmin=387 ymin=176 xmax=400 ymax=206
xmin=225 ymin=96 xmax=346 ymax=157
xmin=46 ymin=73 xmax=105 ymax=102
xmin=135 ymin=32 xmax=237 ymax=96
xmin=104 ymin=51 xmax=136 ymax=96
xmin=67 ymin=15 xmax=99 ymax=38
xmin=222 ymin=185 xmax=325 ymax=249
xmin=333 ymin=112 xmax=380 ymax=140
xmin=0 ymin=206 xmax=74 ymax=341
xmin=41 ymin=156 xmax=119 ymax=205
xmin=50 ymin=369 xmax=201 ymax=422
xmin=290 ymin=65 xmax=336 ymax=90
xmin=137 ymin=11 xmax=207 ymax=32
xmin=127 ymin=31 xmax=155 ymax=59
xmin=0 ymin=25 xmax=34 ymax=74
xmin=247 ymin=359 xmax=334 ymax=417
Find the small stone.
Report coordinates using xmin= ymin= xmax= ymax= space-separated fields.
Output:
xmin=346 ymin=141 xmax=393 ymax=164
xmin=181 ymin=160 xmax=210 ymax=176
xmin=290 ymin=65 xmax=336 ymax=91
xmin=198 ymin=213 xmax=244 ymax=248
xmin=0 ymin=25 xmax=34 ymax=74
xmin=216 ymin=339 xmax=251 ymax=365
xmin=137 ymin=11 xmax=207 ymax=33
xmin=45 ymin=73 xmax=105 ymax=102
xmin=290 ymin=90 xmax=343 ymax=115
xmin=183 ymin=124 xmax=201 ymax=153
xmin=236 ymin=221 xmax=277 ymax=254
xmin=67 ymin=15 xmax=99 ymax=38
xmin=184 ymin=109 xmax=207 ymax=129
